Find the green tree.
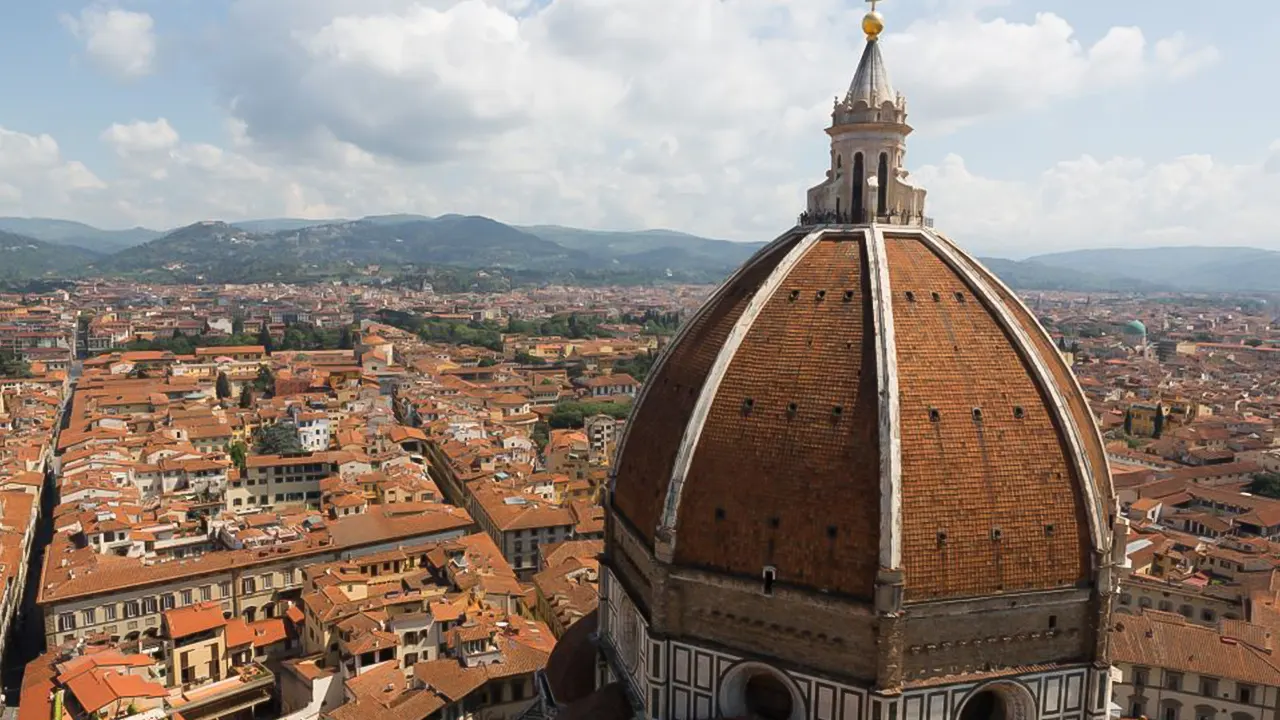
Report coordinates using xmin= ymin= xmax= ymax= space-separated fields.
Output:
xmin=614 ymin=351 xmax=657 ymax=381
xmin=216 ymin=372 xmax=232 ymax=400
xmin=514 ymin=351 xmax=546 ymax=365
xmin=257 ymin=324 xmax=275 ymax=354
xmin=1246 ymin=338 xmax=1264 ymax=347
xmin=339 ymin=325 xmax=354 ymax=350
xmin=0 ymin=350 xmax=32 ymax=378
xmin=239 ymin=387 xmax=255 ymax=409
xmin=478 ymin=357 xmax=499 ymax=367
xmin=282 ymin=327 xmax=306 ymax=351
xmin=254 ymin=365 xmax=276 ymax=396
xmin=232 ymin=315 xmax=245 ymax=336
xmin=255 ymin=423 xmax=303 ymax=455
xmin=1249 ymin=473 xmax=1280 ymax=500
xmin=548 ymin=399 xmax=633 ymax=429
xmin=227 ymin=441 xmax=249 ymax=473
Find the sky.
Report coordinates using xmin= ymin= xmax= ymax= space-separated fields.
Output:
xmin=0 ymin=0 xmax=1276 ymax=257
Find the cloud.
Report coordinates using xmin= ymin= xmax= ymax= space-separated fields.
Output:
xmin=0 ymin=127 xmax=105 ymax=212
xmin=5 ymin=1 xmax=1234 ymax=255
xmin=102 ymin=118 xmax=181 ymax=156
xmin=196 ymin=0 xmax=1220 ymax=240
xmin=61 ymin=4 xmax=156 ymax=80
xmin=916 ymin=148 xmax=1280 ymax=257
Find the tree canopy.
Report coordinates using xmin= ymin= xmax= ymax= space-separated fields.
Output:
xmin=255 ymin=423 xmax=303 ymax=455
xmin=0 ymin=350 xmax=32 ymax=378
xmin=547 ymin=399 xmax=633 ymax=429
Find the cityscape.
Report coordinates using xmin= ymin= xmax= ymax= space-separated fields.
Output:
xmin=2 ymin=1 xmax=1279 ymax=720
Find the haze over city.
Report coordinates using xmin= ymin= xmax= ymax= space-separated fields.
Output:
xmin=2 ymin=0 xmax=1276 ymax=255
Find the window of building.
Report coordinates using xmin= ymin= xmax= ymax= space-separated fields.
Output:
xmin=124 ymin=601 xmax=140 ymax=618
xmin=1201 ymin=678 xmax=1219 ymax=698
xmin=243 ymin=577 xmax=257 ymax=594
xmin=1120 ymin=593 xmax=1132 ymax=605
xmin=200 ymin=586 xmax=212 ymax=602
xmin=1163 ymin=704 xmax=1180 ymax=720
xmin=219 ymin=581 xmax=232 ymax=598
xmin=262 ymin=574 xmax=274 ymax=589
xmin=1202 ymin=609 xmax=1217 ymax=622
xmin=181 ymin=589 xmax=193 ymax=605
xmin=1166 ymin=673 xmax=1182 ymax=691
xmin=104 ymin=604 xmax=118 ymax=621
xmin=57 ymin=613 xmax=76 ymax=632
xmin=142 ymin=597 xmax=157 ymax=614
xmin=1133 ymin=667 xmax=1149 ymax=687
xmin=161 ymin=594 xmax=175 ymax=611
xmin=1239 ymin=685 xmax=1255 ymax=704
xmin=81 ymin=609 xmax=96 ymax=626
xmin=1140 ymin=597 xmax=1153 ymax=609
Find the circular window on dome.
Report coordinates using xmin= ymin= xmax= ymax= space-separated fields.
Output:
xmin=719 ymin=662 xmax=805 ymax=720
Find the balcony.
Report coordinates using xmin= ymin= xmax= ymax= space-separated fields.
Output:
xmin=167 ymin=663 xmax=275 ymax=720
xmin=797 ymin=208 xmax=934 ymax=228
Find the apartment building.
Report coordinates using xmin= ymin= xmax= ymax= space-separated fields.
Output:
xmin=1112 ymin=612 xmax=1280 ymax=720
xmin=38 ymin=507 xmax=474 ymax=649
xmin=227 ymin=451 xmax=358 ymax=512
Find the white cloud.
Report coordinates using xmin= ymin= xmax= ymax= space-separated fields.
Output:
xmin=917 ymin=146 xmax=1280 ymax=257
xmin=199 ymin=0 xmax=1219 ymax=241
xmin=61 ymin=4 xmax=156 ymax=80
xmin=4 ymin=1 xmax=1237 ymax=256
xmin=101 ymin=118 xmax=180 ymax=156
xmin=0 ymin=127 xmax=106 ymax=212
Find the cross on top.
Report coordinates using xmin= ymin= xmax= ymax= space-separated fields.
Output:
xmin=867 ymin=0 xmax=880 ymax=11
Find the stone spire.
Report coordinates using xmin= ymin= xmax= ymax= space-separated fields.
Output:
xmin=802 ymin=0 xmax=928 ymax=227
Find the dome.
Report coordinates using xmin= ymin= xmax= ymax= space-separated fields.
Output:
xmin=1123 ymin=319 xmax=1147 ymax=336
xmin=611 ymin=225 xmax=1113 ymax=604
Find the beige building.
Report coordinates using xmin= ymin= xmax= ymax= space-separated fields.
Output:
xmin=226 ymin=451 xmax=358 ymax=512
xmin=40 ymin=508 xmax=473 ymax=648
xmin=1112 ymin=612 xmax=1280 ymax=720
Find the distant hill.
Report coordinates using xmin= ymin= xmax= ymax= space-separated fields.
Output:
xmin=0 ymin=217 xmax=161 ymax=253
xmin=976 ymin=257 xmax=1162 ymax=293
xmin=229 ymin=218 xmax=347 ymax=233
xmin=11 ymin=212 xmax=1280 ymax=292
xmin=85 ymin=216 xmax=681 ymax=283
xmin=0 ymin=230 xmax=101 ymax=279
xmin=1026 ymin=247 xmax=1280 ymax=292
xmin=521 ymin=225 xmax=765 ymax=273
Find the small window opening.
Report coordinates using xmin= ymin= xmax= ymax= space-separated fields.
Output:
xmin=843 ymin=290 xmax=855 ymax=302
xmin=928 ymin=408 xmax=941 ymax=423
xmin=788 ymin=289 xmax=800 ymax=301
xmin=937 ymin=530 xmax=948 ymax=547
xmin=832 ymin=405 xmax=844 ymax=420
xmin=972 ymin=408 xmax=983 ymax=422
xmin=816 ymin=290 xmax=827 ymax=301
xmin=1045 ymin=523 xmax=1056 ymax=536
xmin=905 ymin=291 xmax=916 ymax=302
xmin=827 ymin=526 xmax=838 ymax=539
xmin=762 ymin=567 xmax=776 ymax=595
xmin=991 ymin=527 xmax=1003 ymax=541
xmin=931 ymin=292 xmax=941 ymax=302
xmin=1013 ymin=406 xmax=1025 ymax=419
xmin=769 ymin=517 xmax=780 ymax=529
xmin=786 ymin=402 xmax=798 ymax=418
xmin=955 ymin=292 xmax=966 ymax=303
xmin=715 ymin=507 xmax=725 ymax=521
xmin=1048 ymin=615 xmax=1058 ymax=629
xmin=742 ymin=398 xmax=754 ymax=415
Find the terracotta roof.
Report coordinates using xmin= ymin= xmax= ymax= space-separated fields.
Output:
xmin=163 ymin=601 xmax=226 ymax=638
xmin=613 ymin=229 xmax=1106 ymax=601
xmin=1112 ymin=612 xmax=1280 ymax=685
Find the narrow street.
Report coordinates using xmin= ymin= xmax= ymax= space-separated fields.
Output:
xmin=1 ymin=360 xmax=79 ymax=707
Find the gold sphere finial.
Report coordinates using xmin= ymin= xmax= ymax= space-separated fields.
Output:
xmin=862 ymin=10 xmax=884 ymax=39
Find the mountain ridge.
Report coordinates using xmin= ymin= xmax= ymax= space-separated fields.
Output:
xmin=2 ymin=215 xmax=1278 ymax=291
